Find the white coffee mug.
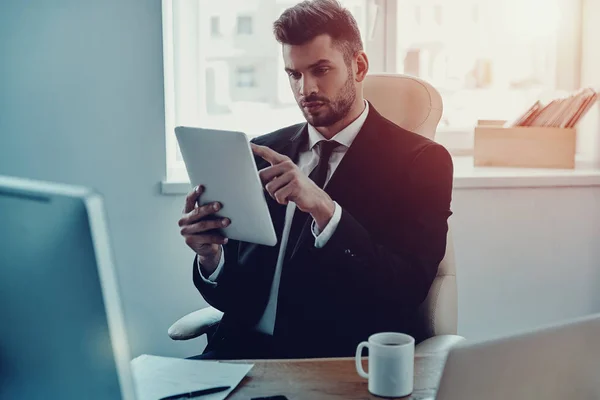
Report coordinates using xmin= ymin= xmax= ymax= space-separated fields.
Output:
xmin=355 ymin=332 xmax=415 ymax=398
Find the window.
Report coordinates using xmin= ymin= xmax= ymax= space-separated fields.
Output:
xmin=394 ymin=0 xmax=579 ymax=153
xmin=162 ymin=0 xmax=371 ymax=181
xmin=236 ymin=66 xmax=257 ymax=87
xmin=162 ymin=0 xmax=581 ymax=181
xmin=236 ymin=15 xmax=253 ymax=35
xmin=210 ymin=16 xmax=221 ymax=37
xmin=471 ymin=5 xmax=479 ymax=24
xmin=414 ymin=6 xmax=421 ymax=25
xmin=433 ymin=5 xmax=443 ymax=25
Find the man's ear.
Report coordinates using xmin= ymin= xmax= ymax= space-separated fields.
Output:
xmin=355 ymin=51 xmax=369 ymax=83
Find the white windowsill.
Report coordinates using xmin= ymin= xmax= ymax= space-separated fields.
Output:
xmin=160 ymin=156 xmax=600 ymax=195
xmin=450 ymin=156 xmax=600 ymax=189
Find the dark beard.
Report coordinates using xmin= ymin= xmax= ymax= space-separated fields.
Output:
xmin=301 ymin=74 xmax=356 ymax=127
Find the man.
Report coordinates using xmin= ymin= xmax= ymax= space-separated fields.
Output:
xmin=178 ymin=0 xmax=453 ymax=359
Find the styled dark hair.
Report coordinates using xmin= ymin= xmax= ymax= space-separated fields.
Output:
xmin=273 ymin=0 xmax=363 ymax=64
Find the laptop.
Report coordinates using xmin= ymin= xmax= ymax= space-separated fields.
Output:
xmin=0 ymin=175 xmax=136 ymax=399
xmin=436 ymin=312 xmax=600 ymax=400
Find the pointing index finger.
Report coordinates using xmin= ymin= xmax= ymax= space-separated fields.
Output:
xmin=251 ymin=143 xmax=288 ymax=165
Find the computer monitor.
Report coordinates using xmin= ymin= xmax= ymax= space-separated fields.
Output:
xmin=0 ymin=176 xmax=136 ymax=399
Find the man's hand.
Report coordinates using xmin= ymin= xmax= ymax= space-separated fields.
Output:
xmin=178 ymin=185 xmax=230 ymax=275
xmin=251 ymin=143 xmax=335 ymax=230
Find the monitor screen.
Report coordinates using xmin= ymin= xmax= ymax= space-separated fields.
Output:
xmin=0 ymin=177 xmax=135 ymax=400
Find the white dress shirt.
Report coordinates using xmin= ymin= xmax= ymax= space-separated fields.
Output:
xmin=199 ymin=100 xmax=370 ymax=335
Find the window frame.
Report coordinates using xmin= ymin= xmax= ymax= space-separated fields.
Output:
xmin=162 ymin=0 xmax=584 ymax=182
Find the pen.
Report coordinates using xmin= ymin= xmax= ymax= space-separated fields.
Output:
xmin=158 ymin=385 xmax=231 ymax=400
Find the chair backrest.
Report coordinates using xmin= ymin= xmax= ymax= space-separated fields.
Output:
xmin=363 ymin=73 xmax=458 ymax=337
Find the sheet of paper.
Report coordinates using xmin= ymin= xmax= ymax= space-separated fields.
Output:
xmin=131 ymin=354 xmax=253 ymax=400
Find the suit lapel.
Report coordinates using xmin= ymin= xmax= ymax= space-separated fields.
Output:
xmin=288 ymin=107 xmax=385 ymax=259
xmin=274 ymin=123 xmax=309 ymax=163
xmin=324 ymin=109 xmax=385 ymax=199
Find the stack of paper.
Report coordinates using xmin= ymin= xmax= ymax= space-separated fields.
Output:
xmin=131 ymin=355 xmax=253 ymax=400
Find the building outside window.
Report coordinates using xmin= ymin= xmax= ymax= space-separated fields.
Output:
xmin=236 ymin=15 xmax=253 ymax=35
xmin=210 ymin=16 xmax=221 ymax=37
xmin=236 ymin=66 xmax=257 ymax=88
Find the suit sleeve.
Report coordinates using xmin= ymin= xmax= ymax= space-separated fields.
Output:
xmin=312 ymin=143 xmax=453 ymax=310
xmin=196 ymin=246 xmax=225 ymax=285
xmin=192 ymin=239 xmax=242 ymax=312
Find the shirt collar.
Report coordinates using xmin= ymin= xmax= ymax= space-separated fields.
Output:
xmin=307 ymin=100 xmax=369 ymax=150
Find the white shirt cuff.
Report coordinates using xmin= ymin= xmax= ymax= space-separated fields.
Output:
xmin=197 ymin=246 xmax=225 ymax=285
xmin=311 ymin=201 xmax=342 ymax=248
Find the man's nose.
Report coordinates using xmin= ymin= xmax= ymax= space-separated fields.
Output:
xmin=299 ymin=75 xmax=318 ymax=98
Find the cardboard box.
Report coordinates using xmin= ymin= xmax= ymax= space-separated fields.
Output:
xmin=473 ymin=120 xmax=577 ymax=169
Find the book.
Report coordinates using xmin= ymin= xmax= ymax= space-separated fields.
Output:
xmin=507 ymin=88 xmax=598 ymax=128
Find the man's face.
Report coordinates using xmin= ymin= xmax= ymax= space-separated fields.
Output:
xmin=282 ymin=34 xmax=356 ymax=127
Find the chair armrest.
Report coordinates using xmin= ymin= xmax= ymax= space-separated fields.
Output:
xmin=168 ymin=307 xmax=224 ymax=341
xmin=415 ymin=334 xmax=466 ymax=355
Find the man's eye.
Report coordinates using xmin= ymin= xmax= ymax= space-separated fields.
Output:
xmin=314 ymin=67 xmax=329 ymax=75
xmin=288 ymin=72 xmax=301 ymax=79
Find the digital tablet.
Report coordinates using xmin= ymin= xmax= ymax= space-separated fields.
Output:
xmin=175 ymin=126 xmax=277 ymax=247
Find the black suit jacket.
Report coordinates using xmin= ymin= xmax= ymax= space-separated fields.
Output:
xmin=193 ymin=105 xmax=453 ymax=358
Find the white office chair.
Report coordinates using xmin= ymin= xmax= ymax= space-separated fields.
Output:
xmin=168 ymin=73 xmax=465 ymax=354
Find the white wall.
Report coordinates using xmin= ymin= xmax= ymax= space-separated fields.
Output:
xmin=1 ymin=0 xmax=599 ymax=359
xmin=452 ymin=187 xmax=600 ymax=341
xmin=0 ymin=0 xmax=206 ymax=358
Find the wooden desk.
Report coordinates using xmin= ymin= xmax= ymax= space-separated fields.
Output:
xmin=229 ymin=354 xmax=447 ymax=400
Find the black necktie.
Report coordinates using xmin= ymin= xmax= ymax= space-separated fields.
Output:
xmin=284 ymin=140 xmax=340 ymax=261
xmin=308 ymin=140 xmax=340 ymax=188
